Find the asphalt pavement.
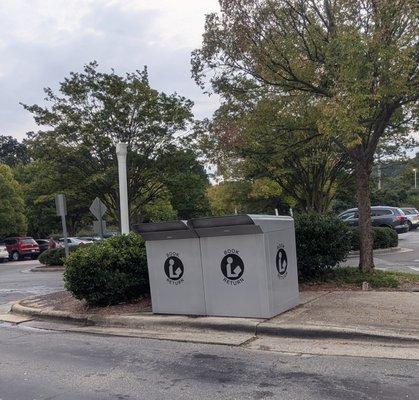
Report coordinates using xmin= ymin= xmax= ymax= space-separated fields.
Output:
xmin=0 ymin=322 xmax=418 ymax=400
xmin=0 ymin=259 xmax=63 ymax=313
xmin=345 ymin=229 xmax=419 ymax=274
xmin=0 ymin=258 xmax=418 ymax=399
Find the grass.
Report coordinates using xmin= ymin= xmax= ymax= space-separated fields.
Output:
xmin=307 ymin=267 xmax=419 ymax=288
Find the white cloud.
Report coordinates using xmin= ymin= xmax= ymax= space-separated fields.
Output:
xmin=0 ymin=0 xmax=220 ymax=139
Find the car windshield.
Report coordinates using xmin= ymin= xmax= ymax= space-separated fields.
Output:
xmin=340 ymin=211 xmax=356 ymax=220
xmin=405 ymin=209 xmax=418 ymax=215
xmin=21 ymin=238 xmax=37 ymax=245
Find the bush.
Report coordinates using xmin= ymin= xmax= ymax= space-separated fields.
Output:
xmin=38 ymin=246 xmax=82 ymax=266
xmin=350 ymin=227 xmax=398 ymax=250
xmin=64 ymin=233 xmax=149 ymax=306
xmin=295 ymin=213 xmax=352 ymax=281
xmin=39 ymin=247 xmax=66 ymax=266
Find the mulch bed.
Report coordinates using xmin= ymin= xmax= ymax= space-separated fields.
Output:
xmin=30 ymin=279 xmax=418 ymax=318
xmin=34 ymin=290 xmax=152 ymax=315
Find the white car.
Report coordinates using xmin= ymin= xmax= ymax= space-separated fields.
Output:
xmin=0 ymin=243 xmax=9 ymax=262
xmin=401 ymin=208 xmax=419 ymax=230
xmin=58 ymin=237 xmax=93 ymax=247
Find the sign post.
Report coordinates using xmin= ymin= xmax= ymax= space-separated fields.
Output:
xmin=90 ymin=197 xmax=107 ymax=239
xmin=55 ymin=194 xmax=69 ymax=258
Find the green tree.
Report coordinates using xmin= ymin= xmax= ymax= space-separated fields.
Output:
xmin=159 ymin=148 xmax=211 ymax=219
xmin=196 ymin=94 xmax=349 ymax=212
xmin=192 ymin=0 xmax=418 ymax=271
xmin=14 ymin=160 xmax=91 ymax=237
xmin=23 ymin=62 xmax=194 ymax=226
xmin=207 ymin=178 xmax=288 ymax=215
xmin=0 ymin=135 xmax=29 ymax=166
xmin=0 ymin=164 xmax=27 ymax=237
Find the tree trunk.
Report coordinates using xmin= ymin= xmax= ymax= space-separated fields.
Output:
xmin=355 ymin=162 xmax=374 ymax=272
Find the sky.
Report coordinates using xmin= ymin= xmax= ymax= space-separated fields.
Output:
xmin=0 ymin=0 xmax=221 ymax=140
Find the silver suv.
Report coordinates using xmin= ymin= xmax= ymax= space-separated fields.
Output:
xmin=338 ymin=206 xmax=409 ymax=234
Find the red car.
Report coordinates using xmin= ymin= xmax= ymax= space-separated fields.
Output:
xmin=4 ymin=237 xmax=40 ymax=261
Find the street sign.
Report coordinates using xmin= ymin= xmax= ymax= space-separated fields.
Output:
xmin=89 ymin=197 xmax=107 ymax=220
xmin=55 ymin=194 xmax=67 ymax=216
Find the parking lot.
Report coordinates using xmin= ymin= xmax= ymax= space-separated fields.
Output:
xmin=345 ymin=229 xmax=419 ymax=274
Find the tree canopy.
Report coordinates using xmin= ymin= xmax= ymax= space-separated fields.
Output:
xmin=0 ymin=135 xmax=29 ymax=167
xmin=23 ymin=62 xmax=204 ymax=228
xmin=192 ymin=0 xmax=418 ymax=271
xmin=0 ymin=164 xmax=27 ymax=237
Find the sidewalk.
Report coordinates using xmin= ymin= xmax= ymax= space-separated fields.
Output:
xmin=5 ymin=290 xmax=419 ymax=359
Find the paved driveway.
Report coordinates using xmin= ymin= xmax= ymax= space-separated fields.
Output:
xmin=0 ymin=259 xmax=63 ymax=313
xmin=344 ymin=229 xmax=419 ymax=274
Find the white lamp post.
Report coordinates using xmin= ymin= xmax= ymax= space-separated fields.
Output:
xmin=116 ymin=143 xmax=130 ymax=234
xmin=414 ymin=168 xmax=417 ymax=190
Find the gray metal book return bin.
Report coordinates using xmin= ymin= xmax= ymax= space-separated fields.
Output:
xmin=136 ymin=221 xmax=206 ymax=315
xmin=188 ymin=215 xmax=299 ymax=318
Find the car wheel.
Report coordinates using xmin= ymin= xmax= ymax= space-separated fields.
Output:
xmin=12 ymin=251 xmax=20 ymax=261
xmin=407 ymin=221 xmax=412 ymax=230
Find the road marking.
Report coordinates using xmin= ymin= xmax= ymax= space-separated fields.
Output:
xmin=408 ymin=266 xmax=419 ymax=272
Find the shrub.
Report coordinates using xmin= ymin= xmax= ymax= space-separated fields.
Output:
xmin=64 ymin=233 xmax=149 ymax=306
xmin=39 ymin=247 xmax=66 ymax=266
xmin=295 ymin=213 xmax=352 ymax=281
xmin=350 ymin=227 xmax=398 ymax=250
xmin=38 ymin=245 xmax=82 ymax=266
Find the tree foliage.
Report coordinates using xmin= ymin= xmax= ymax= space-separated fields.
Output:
xmin=0 ymin=135 xmax=29 ymax=167
xmin=196 ymin=93 xmax=349 ymax=212
xmin=192 ymin=0 xmax=418 ymax=271
xmin=0 ymin=164 xmax=27 ymax=237
xmin=13 ymin=160 xmax=89 ymax=237
xmin=23 ymin=62 xmax=195 ymax=226
xmin=207 ymin=178 xmax=288 ymax=215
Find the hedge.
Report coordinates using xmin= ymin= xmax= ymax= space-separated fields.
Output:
xmin=295 ymin=213 xmax=352 ymax=281
xmin=350 ymin=227 xmax=398 ymax=251
xmin=38 ymin=247 xmax=75 ymax=266
xmin=64 ymin=233 xmax=149 ymax=306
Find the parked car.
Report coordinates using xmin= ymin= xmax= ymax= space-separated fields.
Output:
xmin=338 ymin=206 xmax=409 ymax=234
xmin=400 ymin=207 xmax=419 ymax=230
xmin=77 ymin=236 xmax=101 ymax=242
xmin=0 ymin=242 xmax=9 ymax=263
xmin=4 ymin=237 xmax=40 ymax=261
xmin=58 ymin=237 xmax=93 ymax=247
xmin=35 ymin=239 xmax=50 ymax=254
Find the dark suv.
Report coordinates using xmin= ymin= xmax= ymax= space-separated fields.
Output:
xmin=4 ymin=237 xmax=40 ymax=261
xmin=338 ymin=206 xmax=409 ymax=234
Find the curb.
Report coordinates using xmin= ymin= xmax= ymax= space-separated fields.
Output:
xmin=347 ymin=247 xmax=413 ymax=258
xmin=11 ymin=300 xmax=419 ymax=344
xmin=30 ymin=266 xmax=65 ymax=272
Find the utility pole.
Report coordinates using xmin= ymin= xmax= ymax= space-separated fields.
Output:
xmin=414 ymin=168 xmax=417 ymax=190
xmin=116 ymin=143 xmax=130 ymax=234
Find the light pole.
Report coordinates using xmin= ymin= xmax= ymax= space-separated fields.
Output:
xmin=414 ymin=168 xmax=417 ymax=190
xmin=116 ymin=143 xmax=130 ymax=234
